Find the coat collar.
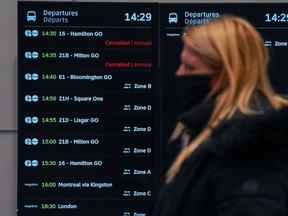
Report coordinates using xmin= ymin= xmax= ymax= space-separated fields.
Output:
xmin=178 ymin=93 xmax=288 ymax=160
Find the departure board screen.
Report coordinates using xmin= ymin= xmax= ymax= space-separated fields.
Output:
xmin=18 ymin=2 xmax=160 ymax=216
xmin=160 ymin=3 xmax=288 ymax=163
xmin=18 ymin=2 xmax=288 ymax=216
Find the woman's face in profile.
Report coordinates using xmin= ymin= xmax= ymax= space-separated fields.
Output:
xmin=176 ymin=44 xmax=214 ymax=76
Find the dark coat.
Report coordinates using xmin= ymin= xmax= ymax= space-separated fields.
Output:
xmin=152 ymin=93 xmax=288 ymax=216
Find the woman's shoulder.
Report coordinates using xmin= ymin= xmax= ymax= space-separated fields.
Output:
xmin=169 ymin=94 xmax=288 ymax=180
xmin=206 ymin=106 xmax=288 ymax=215
xmin=177 ymin=99 xmax=288 ymax=186
xmin=175 ymin=91 xmax=288 ymax=161
xmin=182 ymin=105 xmax=288 ymax=214
xmin=202 ymin=104 xmax=288 ymax=161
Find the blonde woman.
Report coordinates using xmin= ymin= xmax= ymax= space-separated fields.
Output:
xmin=152 ymin=15 xmax=288 ymax=216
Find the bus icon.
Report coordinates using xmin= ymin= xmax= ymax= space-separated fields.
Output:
xmin=168 ymin=12 xmax=178 ymax=24
xmin=27 ymin=11 xmax=36 ymax=22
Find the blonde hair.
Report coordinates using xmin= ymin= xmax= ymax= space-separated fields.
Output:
xmin=166 ymin=15 xmax=288 ymax=183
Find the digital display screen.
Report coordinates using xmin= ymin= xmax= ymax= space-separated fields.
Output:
xmin=18 ymin=2 xmax=288 ymax=216
xmin=160 ymin=3 xmax=288 ymax=160
xmin=18 ymin=2 xmax=160 ymax=216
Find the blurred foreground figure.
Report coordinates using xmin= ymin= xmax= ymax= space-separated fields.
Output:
xmin=153 ymin=15 xmax=288 ymax=216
